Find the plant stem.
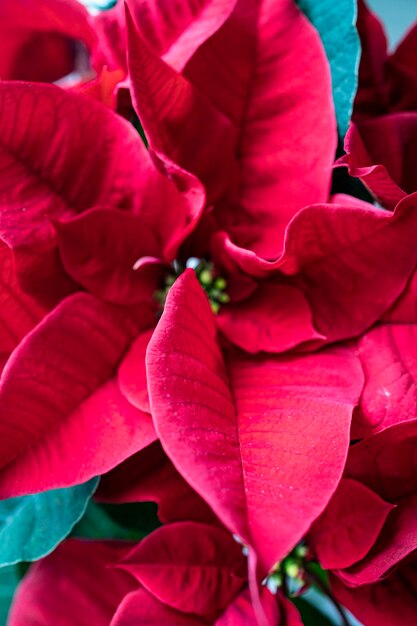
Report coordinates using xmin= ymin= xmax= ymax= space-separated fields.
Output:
xmin=304 ymin=565 xmax=351 ymax=626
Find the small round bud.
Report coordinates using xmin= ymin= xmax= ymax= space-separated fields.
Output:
xmin=284 ymin=559 xmax=300 ymax=579
xmin=199 ymin=269 xmax=213 ymax=286
xmin=214 ymin=277 xmax=227 ymax=290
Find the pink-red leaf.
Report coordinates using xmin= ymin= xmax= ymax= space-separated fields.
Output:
xmin=338 ymin=114 xmax=417 ymax=209
xmin=217 ymin=280 xmax=324 ymax=353
xmin=98 ymin=442 xmax=218 ymax=526
xmin=147 ymin=270 xmax=363 ymax=573
xmin=120 ymin=522 xmax=246 ymax=620
xmin=0 ymin=242 xmax=46 ymax=365
xmin=55 ymin=208 xmax=161 ymax=306
xmin=0 ymin=379 xmax=157 ymax=497
xmin=0 ymin=292 xmax=154 ymax=491
xmin=8 ymin=539 xmax=135 ymax=626
xmin=111 ymin=588 xmax=209 ymax=626
xmin=126 ymin=0 xmax=237 ymax=70
xmin=0 ymin=0 xmax=95 ymax=82
xmin=0 ymin=82 xmax=148 ymax=253
xmin=331 ymin=560 xmax=417 ymax=626
xmin=353 ymin=324 xmax=417 ymax=438
xmin=126 ymin=7 xmax=237 ymax=204
xmin=309 ymin=478 xmax=394 ymax=570
xmin=185 ymin=0 xmax=336 ymax=257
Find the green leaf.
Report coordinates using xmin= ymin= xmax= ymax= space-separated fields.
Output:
xmin=72 ymin=501 xmax=161 ymax=542
xmin=296 ymin=0 xmax=360 ymax=137
xmin=72 ymin=501 xmax=143 ymax=541
xmin=292 ymin=595 xmax=337 ymax=626
xmin=0 ymin=478 xmax=98 ymax=567
xmin=0 ymin=565 xmax=21 ymax=624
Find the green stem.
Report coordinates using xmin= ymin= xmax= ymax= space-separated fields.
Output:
xmin=304 ymin=565 xmax=351 ymax=626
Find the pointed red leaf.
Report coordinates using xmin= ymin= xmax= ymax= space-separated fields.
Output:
xmin=339 ymin=494 xmax=417 ymax=585
xmin=0 ymin=292 xmax=153 ymax=482
xmin=184 ymin=0 xmax=336 ymax=257
xmin=346 ymin=421 xmax=417 ymax=502
xmin=0 ymin=0 xmax=95 ymax=83
xmin=126 ymin=7 xmax=237 ymax=204
xmin=338 ymin=114 xmax=417 ymax=209
xmin=354 ymin=0 xmax=388 ymax=118
xmin=98 ymin=441 xmax=218 ymax=526
xmin=309 ymin=478 xmax=394 ymax=570
xmin=0 ymin=379 xmax=157 ymax=497
xmin=147 ymin=271 xmax=363 ymax=574
xmin=120 ymin=522 xmax=246 ymax=620
xmin=126 ymin=0 xmax=237 ymax=70
xmin=215 ymin=588 xmax=280 ymax=626
xmin=0 ymin=82 xmax=149 ymax=254
xmin=216 ymin=192 xmax=417 ymax=346
xmin=8 ymin=540 xmax=135 ymax=626
xmin=55 ymin=208 xmax=162 ymax=306
xmin=111 ymin=588 xmax=209 ymax=626
xmin=331 ymin=560 xmax=417 ymax=626
xmin=353 ymin=324 xmax=417 ymax=438
xmin=217 ymin=279 xmax=324 ymax=353
xmin=118 ymin=329 xmax=154 ymax=413
xmin=0 ymin=242 xmax=46 ymax=365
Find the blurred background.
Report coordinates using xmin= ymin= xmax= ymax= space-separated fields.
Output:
xmin=369 ymin=0 xmax=416 ymax=47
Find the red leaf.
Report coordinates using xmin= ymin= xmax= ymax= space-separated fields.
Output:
xmin=147 ymin=270 xmax=363 ymax=573
xmin=0 ymin=82 xmax=148 ymax=253
xmin=184 ymin=0 xmax=336 ymax=258
xmin=0 ymin=292 xmax=153 ymax=485
xmin=98 ymin=441 xmax=218 ymax=526
xmin=118 ymin=329 xmax=154 ymax=413
xmin=215 ymin=588 xmax=281 ymax=626
xmin=338 ymin=114 xmax=417 ymax=209
xmin=331 ymin=560 xmax=417 ymax=626
xmin=126 ymin=6 xmax=238 ymax=204
xmin=0 ymin=379 xmax=157 ymax=497
xmin=339 ymin=494 xmax=417 ymax=585
xmin=354 ymin=0 xmax=388 ymax=118
xmin=111 ymin=588 xmax=209 ymax=626
xmin=309 ymin=478 xmax=394 ymax=570
xmin=216 ymin=192 xmax=417 ymax=346
xmin=55 ymin=208 xmax=162 ymax=306
xmin=0 ymin=0 xmax=95 ymax=83
xmin=217 ymin=279 xmax=324 ymax=353
xmin=353 ymin=324 xmax=417 ymax=438
xmin=0 ymin=242 xmax=46 ymax=365
xmin=8 ymin=539 xmax=135 ymax=626
xmin=126 ymin=0 xmax=237 ymax=70
xmin=346 ymin=420 xmax=417 ymax=502
xmin=120 ymin=522 xmax=246 ymax=620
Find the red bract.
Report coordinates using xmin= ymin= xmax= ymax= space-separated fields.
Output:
xmin=118 ymin=522 xmax=247 ymax=620
xmin=310 ymin=421 xmax=417 ymax=595
xmin=355 ymin=0 xmax=417 ymax=119
xmin=338 ymin=113 xmax=417 ymax=209
xmin=214 ymin=192 xmax=417 ymax=352
xmin=98 ymin=441 xmax=220 ymax=526
xmin=0 ymin=0 xmax=96 ymax=84
xmin=146 ymin=270 xmax=363 ymax=577
xmin=352 ymin=324 xmax=417 ymax=438
xmin=0 ymin=81 xmax=205 ymax=496
xmin=8 ymin=539 xmax=136 ymax=626
xmin=331 ymin=557 xmax=417 ymax=626
xmin=127 ymin=0 xmax=336 ymax=259
xmin=95 ymin=0 xmax=238 ymax=73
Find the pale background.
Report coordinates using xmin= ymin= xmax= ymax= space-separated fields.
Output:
xmin=369 ymin=0 xmax=416 ymax=47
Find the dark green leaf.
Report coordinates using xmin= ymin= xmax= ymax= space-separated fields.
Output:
xmin=0 ymin=565 xmax=21 ymax=624
xmin=0 ymin=478 xmax=98 ymax=567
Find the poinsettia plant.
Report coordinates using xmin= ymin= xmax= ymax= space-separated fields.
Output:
xmin=1 ymin=0 xmax=417 ymax=624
